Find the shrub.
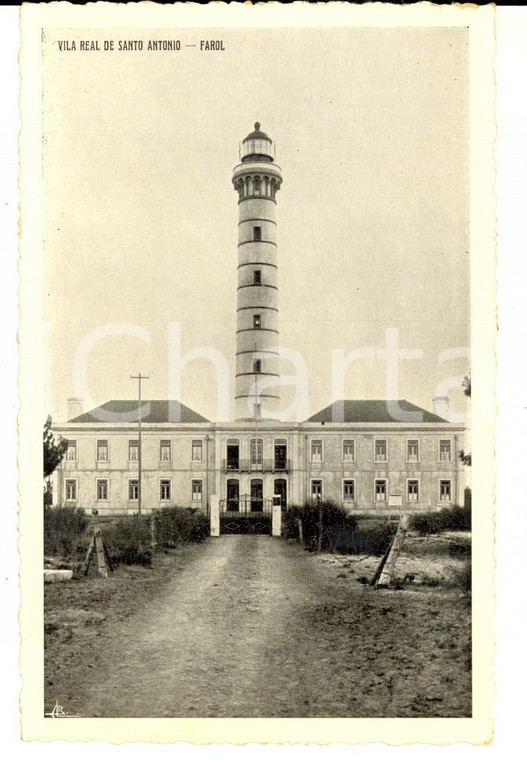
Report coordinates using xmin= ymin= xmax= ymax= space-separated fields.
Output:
xmin=448 ymin=560 xmax=471 ymax=594
xmin=287 ymin=503 xmax=397 ymax=556
xmin=100 ymin=515 xmax=152 ymax=567
xmin=411 ymin=503 xmax=471 ymax=536
xmin=338 ymin=523 xmax=397 ymax=556
xmin=153 ymin=507 xmax=209 ymax=547
xmin=44 ymin=505 xmax=88 ymax=558
xmin=286 ymin=501 xmax=358 ymax=552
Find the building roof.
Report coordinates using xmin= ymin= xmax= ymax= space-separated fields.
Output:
xmin=305 ymin=400 xmax=448 ymax=424
xmin=69 ymin=400 xmax=209 ymax=424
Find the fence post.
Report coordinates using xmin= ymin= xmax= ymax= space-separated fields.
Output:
xmin=297 ymin=519 xmax=303 ymax=543
xmin=375 ymin=513 xmax=411 ymax=588
xmin=317 ymin=499 xmax=323 ymax=552
xmin=150 ymin=509 xmax=157 ymax=550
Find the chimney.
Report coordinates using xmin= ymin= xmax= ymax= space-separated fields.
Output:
xmin=67 ymin=397 xmax=83 ymax=421
xmin=433 ymin=396 xmax=449 ymax=421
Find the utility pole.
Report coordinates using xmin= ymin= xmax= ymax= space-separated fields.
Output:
xmin=131 ymin=373 xmax=149 ymax=517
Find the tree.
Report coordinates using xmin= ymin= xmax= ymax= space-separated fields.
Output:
xmin=459 ymin=373 xmax=471 ymax=466
xmin=462 ymin=374 xmax=471 ymax=398
xmin=43 ymin=415 xmax=68 ymax=508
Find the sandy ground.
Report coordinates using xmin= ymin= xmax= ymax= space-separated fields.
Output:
xmin=44 ymin=534 xmax=471 ymax=718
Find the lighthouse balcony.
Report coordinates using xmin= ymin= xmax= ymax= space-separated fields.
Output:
xmin=223 ymin=458 xmax=291 ymax=473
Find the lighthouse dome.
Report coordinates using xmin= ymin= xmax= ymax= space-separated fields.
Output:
xmin=241 ymin=122 xmax=275 ymax=163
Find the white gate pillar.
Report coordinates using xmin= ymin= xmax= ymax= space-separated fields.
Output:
xmin=210 ymin=494 xmax=220 ymax=537
xmin=272 ymin=496 xmax=282 ymax=537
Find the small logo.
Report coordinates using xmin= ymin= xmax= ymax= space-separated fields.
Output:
xmin=45 ymin=700 xmax=80 ymax=719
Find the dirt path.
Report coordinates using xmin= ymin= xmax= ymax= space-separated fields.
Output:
xmin=58 ymin=536 xmax=470 ymax=718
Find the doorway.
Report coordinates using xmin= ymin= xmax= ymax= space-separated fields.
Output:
xmin=226 ymin=479 xmax=239 ymax=511
xmin=274 ymin=478 xmax=287 ymax=508
xmin=250 ymin=479 xmax=263 ymax=512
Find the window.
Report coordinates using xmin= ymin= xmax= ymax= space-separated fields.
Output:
xmin=128 ymin=479 xmax=139 ymax=501
xmin=191 ymin=440 xmax=203 ymax=462
xmin=407 ymin=439 xmax=419 ymax=462
xmin=407 ymin=480 xmax=419 ymax=502
xmin=375 ymin=479 xmax=387 ymax=502
xmin=251 ymin=479 xmax=263 ymax=511
xmin=375 ymin=439 xmax=387 ymax=462
xmin=160 ymin=479 xmax=171 ymax=501
xmin=97 ymin=439 xmax=108 ymax=462
xmin=250 ymin=438 xmax=263 ymax=466
xmin=440 ymin=439 xmax=452 ymax=462
xmin=253 ymin=225 xmax=262 ymax=241
xmin=440 ymin=479 xmax=452 ymax=502
xmin=192 ymin=479 xmax=203 ymax=501
xmin=97 ymin=479 xmax=108 ymax=501
xmin=159 ymin=440 xmax=171 ymax=461
xmin=311 ymin=479 xmax=323 ymax=500
xmin=254 ymin=177 xmax=261 ymax=194
xmin=253 ymin=314 xmax=261 ymax=329
xmin=311 ymin=439 xmax=323 ymax=462
xmin=343 ymin=479 xmax=355 ymax=501
xmin=343 ymin=439 xmax=355 ymax=462
xmin=274 ymin=440 xmax=287 ymax=470
xmin=65 ymin=479 xmax=77 ymax=501
xmin=253 ymin=359 xmax=262 ymax=374
xmin=128 ymin=440 xmax=139 ymax=461
xmin=66 ymin=440 xmax=77 ymax=461
xmin=253 ymin=270 xmax=262 ymax=286
xmin=226 ymin=439 xmax=240 ymax=470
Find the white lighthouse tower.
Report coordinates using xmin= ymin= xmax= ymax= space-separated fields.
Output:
xmin=232 ymin=123 xmax=283 ymax=421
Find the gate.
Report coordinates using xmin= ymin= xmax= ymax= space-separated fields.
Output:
xmin=219 ymin=493 xmax=273 ymax=535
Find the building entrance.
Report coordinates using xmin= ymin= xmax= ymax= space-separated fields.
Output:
xmin=219 ymin=485 xmax=272 ymax=535
xmin=274 ymin=478 xmax=287 ymax=508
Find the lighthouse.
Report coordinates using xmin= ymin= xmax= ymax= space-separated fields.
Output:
xmin=232 ymin=123 xmax=283 ymax=420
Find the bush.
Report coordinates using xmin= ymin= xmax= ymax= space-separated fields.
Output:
xmin=338 ymin=523 xmax=397 ymax=556
xmin=448 ymin=560 xmax=471 ymax=594
xmin=286 ymin=501 xmax=359 ymax=552
xmin=98 ymin=515 xmax=153 ymax=567
xmin=286 ymin=504 xmax=397 ymax=556
xmin=411 ymin=503 xmax=471 ymax=536
xmin=153 ymin=507 xmax=209 ymax=547
xmin=44 ymin=505 xmax=88 ymax=558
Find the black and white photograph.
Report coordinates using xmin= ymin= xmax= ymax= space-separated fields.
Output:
xmin=18 ymin=1 xmax=496 ymax=744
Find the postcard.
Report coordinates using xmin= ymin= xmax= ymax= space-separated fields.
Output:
xmin=19 ymin=1 xmax=496 ymax=744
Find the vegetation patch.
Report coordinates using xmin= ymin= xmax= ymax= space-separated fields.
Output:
xmin=410 ymin=504 xmax=471 ymax=536
xmin=153 ymin=507 xmax=209 ymax=546
xmin=44 ymin=505 xmax=209 ymax=570
xmin=285 ymin=501 xmax=396 ymax=556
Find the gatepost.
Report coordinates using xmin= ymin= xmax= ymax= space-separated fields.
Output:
xmin=210 ymin=494 xmax=220 ymax=537
xmin=272 ymin=495 xmax=282 ymax=537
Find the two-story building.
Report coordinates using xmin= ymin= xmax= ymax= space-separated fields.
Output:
xmin=55 ymin=397 xmax=465 ymax=518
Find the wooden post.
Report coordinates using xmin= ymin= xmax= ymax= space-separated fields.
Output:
xmin=82 ymin=536 xmax=96 ymax=576
xmin=375 ymin=513 xmax=411 ymax=588
xmin=150 ymin=509 xmax=157 ymax=550
xmin=317 ymin=498 xmax=323 ymax=552
xmin=94 ymin=529 xmax=109 ymax=578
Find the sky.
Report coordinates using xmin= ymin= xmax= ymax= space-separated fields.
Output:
xmin=42 ymin=26 xmax=470 ymax=423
